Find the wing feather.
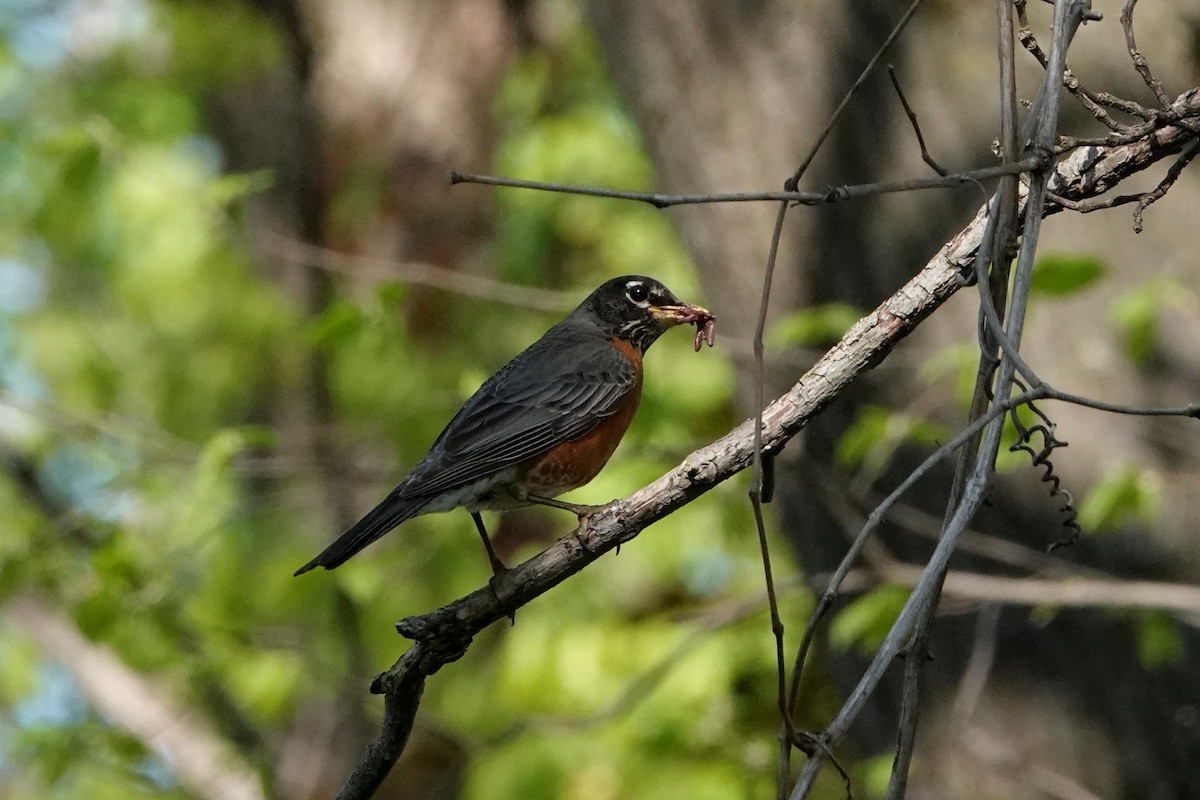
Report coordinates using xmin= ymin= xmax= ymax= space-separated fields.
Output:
xmin=400 ymin=332 xmax=636 ymax=499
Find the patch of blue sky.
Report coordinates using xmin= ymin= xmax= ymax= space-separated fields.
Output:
xmin=40 ymin=441 xmax=133 ymax=523
xmin=0 ymin=256 xmax=47 ymax=314
xmin=0 ymin=0 xmax=151 ymax=71
xmin=12 ymin=662 xmax=87 ymax=728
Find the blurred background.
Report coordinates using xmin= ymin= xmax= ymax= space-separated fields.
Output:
xmin=1 ymin=1 xmax=1199 ymax=799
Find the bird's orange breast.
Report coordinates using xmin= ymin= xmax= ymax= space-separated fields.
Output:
xmin=518 ymin=337 xmax=643 ymax=495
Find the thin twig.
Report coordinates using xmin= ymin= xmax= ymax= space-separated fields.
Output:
xmin=784 ymin=391 xmax=1036 ymax=733
xmin=450 ymin=158 xmax=1040 ymax=210
xmin=1041 ymin=386 xmax=1200 ymax=418
xmin=884 ymin=4 xmax=1024 ymax=795
xmin=865 ymin=566 xmax=1200 ymax=625
xmin=1120 ymin=0 xmax=1171 ymax=108
xmin=887 ymin=65 xmax=949 ymax=176
xmin=1132 ymin=137 xmax=1200 ymax=232
xmin=1045 ymin=136 xmax=1200 ymax=229
xmin=770 ymin=2 xmax=926 ymax=792
xmin=1016 ymin=2 xmax=1140 ymax=131
xmin=786 ymin=0 xmax=925 ymax=189
xmin=752 ymin=200 xmax=800 ymax=800
xmin=267 ymin=234 xmax=578 ymax=312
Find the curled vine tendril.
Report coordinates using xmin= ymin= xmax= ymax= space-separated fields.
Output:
xmin=1008 ymin=385 xmax=1082 ymax=551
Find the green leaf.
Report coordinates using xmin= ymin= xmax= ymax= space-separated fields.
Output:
xmin=205 ymin=169 xmax=275 ymax=205
xmin=1030 ymin=253 xmax=1106 ymax=297
xmin=858 ymin=753 xmax=899 ymax=798
xmin=830 ymin=585 xmax=910 ymax=653
xmin=1109 ymin=280 xmax=1185 ymax=365
xmin=1136 ymin=611 xmax=1183 ymax=667
xmin=1076 ymin=463 xmax=1161 ymax=531
xmin=0 ymin=636 xmax=38 ymax=705
xmin=226 ymin=649 xmax=304 ymax=723
xmin=308 ymin=299 xmax=366 ymax=349
xmin=836 ymin=405 xmax=948 ymax=474
xmin=769 ymin=303 xmax=864 ymax=347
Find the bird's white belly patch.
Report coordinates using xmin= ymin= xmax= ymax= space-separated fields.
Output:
xmin=419 ymin=467 xmax=534 ymax=514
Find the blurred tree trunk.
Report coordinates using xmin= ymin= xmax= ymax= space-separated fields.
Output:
xmin=215 ymin=1 xmax=519 ymax=797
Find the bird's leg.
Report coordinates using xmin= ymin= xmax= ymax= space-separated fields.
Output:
xmin=472 ymin=512 xmax=515 ymax=625
xmin=471 ymin=511 xmax=508 ymax=576
xmin=523 ymin=493 xmax=609 ymax=520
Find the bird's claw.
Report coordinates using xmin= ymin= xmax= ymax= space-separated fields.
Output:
xmin=487 ymin=568 xmax=517 ymax=626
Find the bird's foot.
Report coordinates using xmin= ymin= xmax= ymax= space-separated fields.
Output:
xmin=524 ymin=494 xmax=614 ymax=532
xmin=470 ymin=511 xmax=515 ymax=623
xmin=485 ymin=563 xmax=517 ymax=626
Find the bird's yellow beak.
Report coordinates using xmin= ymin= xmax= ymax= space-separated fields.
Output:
xmin=648 ymin=302 xmax=713 ymax=326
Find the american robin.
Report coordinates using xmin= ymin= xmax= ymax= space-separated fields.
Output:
xmin=294 ymin=275 xmax=714 ymax=578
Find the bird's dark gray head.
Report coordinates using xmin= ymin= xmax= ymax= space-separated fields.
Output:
xmin=574 ymin=275 xmax=712 ymax=352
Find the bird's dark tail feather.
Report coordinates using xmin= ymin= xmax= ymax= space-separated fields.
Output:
xmin=294 ymin=484 xmax=428 ymax=576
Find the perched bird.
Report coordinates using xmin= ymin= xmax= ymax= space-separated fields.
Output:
xmin=294 ymin=275 xmax=714 ymax=577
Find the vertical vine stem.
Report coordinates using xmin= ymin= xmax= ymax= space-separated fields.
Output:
xmin=761 ymin=1 xmax=926 ymax=793
xmin=883 ymin=2 xmax=1023 ymax=796
xmin=787 ymin=2 xmax=1093 ymax=798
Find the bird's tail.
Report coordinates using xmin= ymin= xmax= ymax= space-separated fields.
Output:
xmin=293 ymin=483 xmax=429 ymax=576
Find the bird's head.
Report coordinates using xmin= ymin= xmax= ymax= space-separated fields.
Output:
xmin=577 ymin=275 xmax=714 ymax=353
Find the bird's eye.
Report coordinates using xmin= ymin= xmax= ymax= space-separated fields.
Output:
xmin=626 ymin=283 xmax=650 ymax=304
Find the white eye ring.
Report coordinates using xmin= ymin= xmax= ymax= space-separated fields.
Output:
xmin=625 ymin=282 xmax=650 ymax=306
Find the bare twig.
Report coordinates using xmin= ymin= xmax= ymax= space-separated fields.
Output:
xmin=785 ymin=389 xmax=1037 ymax=736
xmin=887 ymin=65 xmax=949 ymax=176
xmin=750 ymin=197 xmax=803 ymax=800
xmin=1016 ymin=1 xmax=1149 ymax=132
xmin=884 ymin=3 xmax=1024 ymax=795
xmin=267 ymin=234 xmax=578 ymax=312
xmin=332 ymin=641 xmax=456 ymax=800
xmin=1046 ymin=136 xmax=1200 ymax=231
xmin=450 ymin=158 xmax=1040 ymax=209
xmin=1132 ymin=137 xmax=1200 ymax=232
xmin=785 ymin=0 xmax=925 ymax=189
xmin=870 ymin=566 xmax=1200 ymax=624
xmin=1120 ymin=0 xmax=1171 ymax=109
xmin=767 ymin=3 xmax=926 ymax=791
xmin=1040 ymin=385 xmax=1200 ymax=418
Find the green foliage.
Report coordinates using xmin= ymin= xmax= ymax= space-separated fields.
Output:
xmin=1030 ymin=252 xmax=1106 ymax=297
xmin=0 ymin=2 xmax=764 ymax=797
xmin=769 ymin=303 xmax=864 ymax=348
xmin=917 ymin=341 xmax=981 ymax=408
xmin=836 ymin=405 xmax=948 ymax=477
xmin=0 ymin=637 xmax=38 ymax=705
xmin=1076 ymin=463 xmax=1161 ymax=531
xmin=857 ymin=752 xmax=900 ymax=798
xmin=491 ymin=23 xmax=694 ymax=294
xmin=830 ymin=586 xmax=911 ymax=654
xmin=1135 ymin=611 xmax=1184 ymax=668
xmin=1109 ymin=279 xmax=1184 ymax=365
